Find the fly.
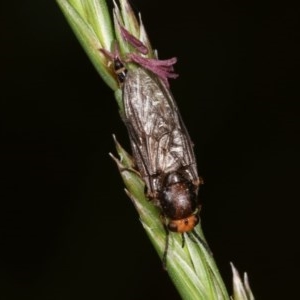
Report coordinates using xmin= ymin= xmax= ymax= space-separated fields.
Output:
xmin=102 ymin=31 xmax=208 ymax=264
xmin=119 ymin=61 xmax=201 ymax=228
xmin=112 ymin=57 xmax=207 ymax=263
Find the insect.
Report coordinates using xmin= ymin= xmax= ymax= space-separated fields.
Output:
xmin=101 ymin=19 xmax=208 ymax=260
xmin=111 ymin=56 xmax=206 ymax=262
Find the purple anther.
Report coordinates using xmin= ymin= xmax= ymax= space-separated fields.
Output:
xmin=120 ymin=25 xmax=149 ymax=55
xmin=128 ymin=53 xmax=178 ymax=88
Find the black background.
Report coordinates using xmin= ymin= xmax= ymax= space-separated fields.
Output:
xmin=1 ymin=0 xmax=299 ymax=299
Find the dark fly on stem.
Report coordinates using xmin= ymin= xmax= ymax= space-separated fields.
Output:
xmin=102 ymin=34 xmax=208 ymax=266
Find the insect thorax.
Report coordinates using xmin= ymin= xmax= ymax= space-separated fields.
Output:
xmin=160 ymin=172 xmax=198 ymax=223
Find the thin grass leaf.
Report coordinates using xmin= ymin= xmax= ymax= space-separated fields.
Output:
xmin=243 ymin=273 xmax=255 ymax=300
xmin=113 ymin=9 xmax=130 ymax=56
xmin=231 ymin=263 xmax=255 ymax=300
xmin=119 ymin=0 xmax=140 ymax=37
xmin=138 ymin=14 xmax=154 ymax=57
xmin=56 ymin=0 xmax=117 ymax=90
xmin=82 ymin=0 xmax=114 ymax=50
xmin=68 ymin=0 xmax=85 ymax=18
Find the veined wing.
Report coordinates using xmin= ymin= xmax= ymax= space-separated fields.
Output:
xmin=123 ymin=68 xmax=198 ymax=192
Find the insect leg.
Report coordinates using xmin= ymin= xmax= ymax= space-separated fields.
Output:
xmin=181 ymin=233 xmax=186 ymax=248
xmin=162 ymin=224 xmax=170 ymax=270
xmin=187 ymin=230 xmax=212 ymax=255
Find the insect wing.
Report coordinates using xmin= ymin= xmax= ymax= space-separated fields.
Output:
xmin=122 ymin=68 xmax=198 ymax=195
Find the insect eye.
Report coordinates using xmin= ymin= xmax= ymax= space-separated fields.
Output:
xmin=114 ymin=59 xmax=122 ymax=69
xmin=168 ymin=222 xmax=178 ymax=232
